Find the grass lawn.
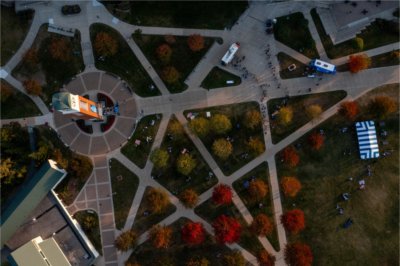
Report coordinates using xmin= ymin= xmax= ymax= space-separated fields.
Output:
xmin=110 ymin=159 xmax=140 ymax=230
xmin=133 ymin=34 xmax=214 ymax=93
xmin=103 ymin=1 xmax=248 ymax=29
xmin=277 ymin=52 xmax=309 ymax=79
xmin=121 ymin=114 xmax=162 ymax=169
xmin=268 ymin=90 xmax=347 ymax=144
xmin=153 ymin=116 xmax=218 ymax=195
xmin=73 ymin=210 xmax=102 ymax=255
xmin=1 ymin=8 xmax=34 ymax=66
xmin=184 ymin=102 xmax=265 ymax=176
xmin=90 ymin=23 xmax=160 ymax=97
xmin=232 ymin=162 xmax=280 ymax=251
xmin=132 ymin=186 xmax=176 ymax=235
xmin=195 ymin=198 xmax=265 ymax=257
xmin=12 ymin=24 xmax=84 ymax=105
xmin=127 ymin=217 xmax=233 ymax=266
xmin=337 ymin=50 xmax=400 ymax=72
xmin=276 ymin=84 xmax=399 ymax=266
xmin=274 ymin=12 xmax=319 ymax=59
xmin=1 ymin=79 xmax=41 ymax=119
xmin=311 ymin=8 xmax=400 ymax=59
xmin=201 ymin=66 xmax=241 ymax=89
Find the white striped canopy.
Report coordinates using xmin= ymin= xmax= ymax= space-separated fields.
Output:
xmin=355 ymin=121 xmax=380 ymax=160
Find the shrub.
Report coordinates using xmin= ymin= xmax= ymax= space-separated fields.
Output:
xmin=176 ymin=153 xmax=196 ymax=176
xmin=94 ymin=32 xmax=118 ymax=57
xmin=212 ymin=215 xmax=241 ymax=244
xmin=251 ymin=214 xmax=273 ymax=236
xmin=210 ymin=114 xmax=232 ymax=134
xmin=212 ymin=138 xmax=233 ymax=160
xmin=187 ymin=34 xmax=205 ymax=52
xmin=339 ymin=101 xmax=359 ymax=120
xmin=23 ymin=79 xmax=42 ymax=96
xmin=353 ymin=37 xmax=364 ymax=51
xmin=179 ymin=189 xmax=199 ymax=208
xmin=281 ymin=177 xmax=302 ymax=197
xmin=368 ymin=96 xmax=397 ymax=118
xmin=181 ymin=221 xmax=206 ymax=245
xmin=348 ymin=54 xmax=371 ymax=73
xmin=212 ymin=184 xmax=232 ymax=205
xmin=285 ymin=242 xmax=313 ymax=266
xmin=281 ymin=209 xmax=305 ymax=234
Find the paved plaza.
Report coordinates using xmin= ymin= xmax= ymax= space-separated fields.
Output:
xmin=0 ymin=1 xmax=399 ymax=266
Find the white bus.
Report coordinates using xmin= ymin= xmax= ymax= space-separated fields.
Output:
xmin=309 ymin=59 xmax=336 ymax=74
xmin=221 ymin=42 xmax=240 ymax=66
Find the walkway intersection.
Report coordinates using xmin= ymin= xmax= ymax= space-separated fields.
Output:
xmin=1 ymin=1 xmax=399 ymax=266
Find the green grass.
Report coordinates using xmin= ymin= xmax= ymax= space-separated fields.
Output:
xmin=268 ymin=90 xmax=347 ymax=144
xmin=276 ymin=84 xmax=399 ymax=266
xmin=201 ymin=66 xmax=241 ymax=89
xmin=232 ymin=162 xmax=280 ymax=251
xmin=73 ymin=210 xmax=102 ymax=255
xmin=128 ymin=217 xmax=233 ymax=266
xmin=311 ymin=8 xmax=400 ymax=59
xmin=133 ymin=34 xmax=214 ymax=93
xmin=184 ymin=102 xmax=265 ymax=176
xmin=132 ymin=186 xmax=176 ymax=235
xmin=277 ymin=52 xmax=309 ymax=79
xmin=121 ymin=114 xmax=162 ymax=168
xmin=1 ymin=79 xmax=41 ymax=119
xmin=110 ymin=159 xmax=140 ymax=230
xmin=195 ymin=198 xmax=265 ymax=257
xmin=103 ymin=1 xmax=248 ymax=29
xmin=90 ymin=23 xmax=160 ymax=97
xmin=153 ymin=116 xmax=218 ymax=195
xmin=274 ymin=12 xmax=319 ymax=59
xmin=337 ymin=50 xmax=400 ymax=72
xmin=1 ymin=8 xmax=34 ymax=66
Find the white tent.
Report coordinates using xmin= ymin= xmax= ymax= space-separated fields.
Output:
xmin=355 ymin=121 xmax=380 ymax=159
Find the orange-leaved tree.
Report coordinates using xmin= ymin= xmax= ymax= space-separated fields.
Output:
xmin=147 ymin=187 xmax=170 ymax=213
xmin=348 ymin=54 xmax=371 ymax=73
xmin=244 ymin=109 xmax=262 ymax=129
xmin=339 ymin=101 xmax=359 ymax=120
xmin=181 ymin=221 xmax=206 ymax=245
xmin=187 ymin=34 xmax=205 ymax=52
xmin=179 ymin=188 xmax=199 ymax=208
xmin=156 ymin=43 xmax=172 ymax=63
xmin=251 ymin=213 xmax=273 ymax=236
xmin=149 ymin=224 xmax=173 ymax=249
xmin=248 ymin=179 xmax=268 ymax=202
xmin=368 ymin=96 xmax=397 ymax=119
xmin=114 ymin=229 xmax=137 ymax=252
xmin=281 ymin=146 xmax=300 ymax=167
xmin=212 ymin=215 xmax=241 ymax=244
xmin=49 ymin=37 xmax=72 ymax=62
xmin=162 ymin=66 xmax=180 ymax=84
xmin=23 ymin=79 xmax=42 ymax=96
xmin=23 ymin=48 xmax=39 ymax=68
xmin=280 ymin=176 xmax=302 ymax=198
xmin=281 ymin=209 xmax=305 ymax=234
xmin=94 ymin=32 xmax=118 ymax=57
xmin=284 ymin=242 xmax=313 ymax=266
xmin=212 ymin=184 xmax=232 ymax=205
xmin=257 ymin=249 xmax=276 ymax=266
xmin=308 ymin=131 xmax=324 ymax=150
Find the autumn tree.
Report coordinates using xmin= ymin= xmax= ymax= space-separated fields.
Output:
xmin=1 ymin=82 xmax=14 ymax=103
xmin=339 ymin=101 xmax=359 ymax=120
xmin=281 ymin=209 xmax=305 ymax=234
xmin=212 ymin=215 xmax=241 ymax=244
xmin=29 ymin=141 xmax=50 ymax=164
xmin=181 ymin=221 xmax=206 ymax=245
xmin=179 ymin=188 xmax=199 ymax=208
xmin=353 ymin=37 xmax=364 ymax=51
xmin=251 ymin=214 xmax=273 ymax=236
xmin=115 ymin=230 xmax=138 ymax=252
xmin=23 ymin=79 xmax=42 ymax=96
xmin=150 ymin=148 xmax=169 ymax=169
xmin=281 ymin=177 xmax=302 ymax=198
xmin=368 ymin=96 xmax=397 ymax=118
xmin=210 ymin=114 xmax=232 ymax=134
xmin=257 ymin=250 xmax=276 ymax=266
xmin=248 ymin=179 xmax=268 ymax=202
xmin=49 ymin=37 xmax=71 ymax=62
xmin=94 ymin=32 xmax=118 ymax=57
xmin=68 ymin=156 xmax=93 ymax=181
xmin=244 ymin=110 xmax=262 ymax=129
xmin=305 ymin=104 xmax=322 ymax=120
xmin=177 ymin=153 xmax=196 ymax=175
xmin=162 ymin=66 xmax=180 ymax=84
xmin=187 ymin=34 xmax=205 ymax=52
xmin=212 ymin=138 xmax=233 ymax=160
xmin=0 ymin=158 xmax=27 ymax=185
xmin=284 ymin=242 xmax=313 ymax=266
xmin=308 ymin=131 xmax=324 ymax=150
xmin=168 ymin=119 xmax=184 ymax=137
xmin=278 ymin=106 xmax=293 ymax=125
xmin=186 ymin=257 xmax=209 ymax=266
xmin=81 ymin=214 xmax=98 ymax=231
xmin=246 ymin=137 xmax=265 ymax=156
xmin=52 ymin=148 xmax=68 ymax=169
xmin=149 ymin=225 xmax=173 ymax=249
xmin=23 ymin=48 xmax=39 ymax=69
xmin=156 ymin=43 xmax=172 ymax=63
xmin=348 ymin=54 xmax=371 ymax=73
xmin=212 ymin=184 xmax=232 ymax=205
xmin=147 ymin=187 xmax=170 ymax=213
xmin=125 ymin=262 xmax=141 ymax=266
xmin=281 ymin=146 xmax=300 ymax=167
xmin=223 ymin=250 xmax=245 ymax=266
xmin=189 ymin=117 xmax=210 ymax=138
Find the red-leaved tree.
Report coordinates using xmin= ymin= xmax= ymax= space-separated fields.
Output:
xmin=251 ymin=214 xmax=273 ymax=236
xmin=257 ymin=250 xmax=276 ymax=266
xmin=156 ymin=43 xmax=172 ymax=63
xmin=187 ymin=34 xmax=205 ymax=52
xmin=308 ymin=131 xmax=324 ymax=150
xmin=212 ymin=215 xmax=241 ymax=244
xmin=284 ymin=242 xmax=313 ymax=266
xmin=212 ymin=184 xmax=232 ymax=205
xmin=339 ymin=101 xmax=359 ymax=120
xmin=281 ymin=146 xmax=300 ymax=167
xmin=281 ymin=209 xmax=305 ymax=234
xmin=181 ymin=221 xmax=206 ymax=245
xmin=348 ymin=54 xmax=371 ymax=73
xmin=280 ymin=177 xmax=302 ymax=198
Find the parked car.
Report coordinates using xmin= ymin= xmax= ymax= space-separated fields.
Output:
xmin=265 ymin=19 xmax=274 ymax=34
xmin=61 ymin=5 xmax=81 ymax=15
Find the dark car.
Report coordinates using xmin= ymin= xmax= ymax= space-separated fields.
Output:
xmin=265 ymin=19 xmax=274 ymax=34
xmin=61 ymin=5 xmax=81 ymax=15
